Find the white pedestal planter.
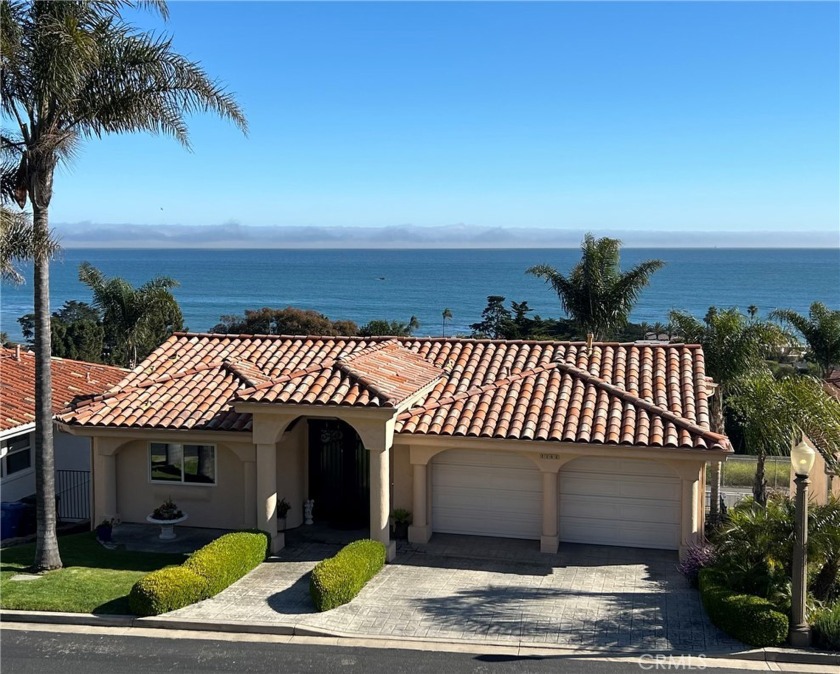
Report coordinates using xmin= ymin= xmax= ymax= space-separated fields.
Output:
xmin=146 ymin=514 xmax=189 ymax=540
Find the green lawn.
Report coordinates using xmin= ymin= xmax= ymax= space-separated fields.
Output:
xmin=0 ymin=532 xmax=184 ymax=614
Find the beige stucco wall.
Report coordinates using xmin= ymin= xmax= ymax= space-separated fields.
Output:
xmin=113 ymin=438 xmax=254 ymax=530
xmin=277 ymin=419 xmax=307 ymax=529
xmin=391 ymin=443 xmax=412 ymax=513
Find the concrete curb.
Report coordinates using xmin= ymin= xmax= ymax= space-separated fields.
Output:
xmin=2 ymin=610 xmax=838 ymax=666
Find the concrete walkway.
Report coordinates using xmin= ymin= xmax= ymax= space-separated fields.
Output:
xmin=154 ymin=531 xmax=744 ymax=654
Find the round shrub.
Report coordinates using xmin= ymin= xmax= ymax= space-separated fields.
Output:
xmin=129 ymin=566 xmax=209 ymax=617
xmin=310 ymin=539 xmax=386 ymax=612
xmin=698 ymin=569 xmax=788 ymax=647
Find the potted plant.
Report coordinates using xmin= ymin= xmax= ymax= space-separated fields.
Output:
xmin=151 ymin=497 xmax=184 ymax=521
xmin=95 ymin=518 xmax=114 ymax=543
xmin=146 ymin=498 xmax=188 ymax=540
xmin=391 ymin=508 xmax=412 ymax=540
xmin=277 ymin=498 xmax=291 ymax=530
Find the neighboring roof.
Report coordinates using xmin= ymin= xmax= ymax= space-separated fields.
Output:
xmin=59 ymin=333 xmax=729 ymax=451
xmin=1 ymin=347 xmax=127 ymax=434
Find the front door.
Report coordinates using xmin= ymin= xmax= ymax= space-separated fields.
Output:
xmin=308 ymin=419 xmax=370 ymax=529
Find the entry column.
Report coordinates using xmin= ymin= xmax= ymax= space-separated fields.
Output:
xmin=541 ymin=470 xmax=559 ymax=553
xmin=679 ymin=472 xmax=701 ymax=560
xmin=256 ymin=443 xmax=283 ymax=554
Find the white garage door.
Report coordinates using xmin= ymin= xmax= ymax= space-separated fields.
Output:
xmin=432 ymin=450 xmax=542 ymax=539
xmin=559 ymin=457 xmax=681 ymax=550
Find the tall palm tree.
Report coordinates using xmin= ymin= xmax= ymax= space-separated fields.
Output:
xmin=732 ymin=371 xmax=840 ymax=504
xmin=668 ymin=308 xmax=786 ymax=519
xmin=79 ymin=262 xmax=182 ymax=368
xmin=2 ymin=0 xmax=246 ymax=570
xmin=442 ymin=308 xmax=452 ymax=338
xmin=770 ymin=302 xmax=840 ymax=378
xmin=527 ymin=233 xmax=664 ymax=340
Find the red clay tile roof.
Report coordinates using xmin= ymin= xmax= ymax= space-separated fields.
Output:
xmin=59 ymin=333 xmax=729 ymax=450
xmin=1 ymin=347 xmax=126 ymax=433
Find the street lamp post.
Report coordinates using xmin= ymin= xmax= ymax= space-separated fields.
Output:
xmin=789 ymin=439 xmax=817 ymax=649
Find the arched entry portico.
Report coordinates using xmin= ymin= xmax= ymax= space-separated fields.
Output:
xmin=245 ymin=406 xmax=397 ymax=558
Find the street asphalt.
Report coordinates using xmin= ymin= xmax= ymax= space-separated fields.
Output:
xmin=1 ymin=625 xmax=833 ymax=674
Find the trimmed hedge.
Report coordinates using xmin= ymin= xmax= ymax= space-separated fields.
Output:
xmin=129 ymin=566 xmax=209 ymax=617
xmin=310 ymin=539 xmax=386 ymax=612
xmin=129 ymin=530 xmax=269 ymax=617
xmin=698 ymin=569 xmax=789 ymax=647
xmin=184 ymin=530 xmax=270 ymax=595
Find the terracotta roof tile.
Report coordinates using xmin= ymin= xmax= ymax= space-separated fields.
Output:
xmin=1 ymin=347 xmax=126 ymax=433
xmin=57 ymin=333 xmax=730 ymax=450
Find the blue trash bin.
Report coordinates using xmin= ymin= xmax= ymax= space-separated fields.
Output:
xmin=1 ymin=501 xmax=29 ymax=540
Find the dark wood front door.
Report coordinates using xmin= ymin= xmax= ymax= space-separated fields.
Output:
xmin=308 ymin=419 xmax=370 ymax=529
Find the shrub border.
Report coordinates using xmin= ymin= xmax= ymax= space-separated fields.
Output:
xmin=310 ymin=539 xmax=386 ymax=612
xmin=698 ymin=568 xmax=789 ymax=647
xmin=129 ymin=530 xmax=269 ymax=617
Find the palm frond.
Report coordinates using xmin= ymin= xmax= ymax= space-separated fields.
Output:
xmin=0 ymin=205 xmax=59 ymax=282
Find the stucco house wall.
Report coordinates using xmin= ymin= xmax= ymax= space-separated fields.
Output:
xmin=97 ymin=437 xmax=254 ymax=530
xmin=276 ymin=421 xmax=307 ymax=530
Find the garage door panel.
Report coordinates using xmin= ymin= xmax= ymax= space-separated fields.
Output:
xmin=559 ymin=458 xmax=681 ymax=550
xmin=432 ymin=450 xmax=541 ymax=540
xmin=434 ymin=467 xmax=540 ymax=492
xmin=560 ymin=494 xmax=680 ymax=525
xmin=560 ymin=475 xmax=679 ymax=501
xmin=565 ymin=457 xmax=676 ymax=478
xmin=560 ymin=519 xmax=681 ymax=550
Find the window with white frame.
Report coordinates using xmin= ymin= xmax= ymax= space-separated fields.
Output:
xmin=1 ymin=434 xmax=33 ymax=478
xmin=149 ymin=443 xmax=216 ymax=485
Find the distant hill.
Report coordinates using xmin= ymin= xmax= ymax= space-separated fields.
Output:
xmin=53 ymin=222 xmax=838 ymax=249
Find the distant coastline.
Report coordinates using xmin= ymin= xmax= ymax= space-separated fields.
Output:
xmin=54 ymin=223 xmax=839 ymax=249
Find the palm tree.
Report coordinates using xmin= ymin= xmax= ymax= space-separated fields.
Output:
xmin=669 ymin=307 xmax=786 ymax=519
xmin=2 ymin=0 xmax=246 ymax=571
xmin=732 ymin=371 xmax=840 ymax=504
xmin=442 ymin=308 xmax=452 ymax=338
xmin=527 ymin=233 xmax=664 ymax=340
xmin=1 ymin=206 xmax=57 ymax=283
xmin=408 ymin=315 xmax=420 ymax=336
xmin=79 ymin=262 xmax=182 ymax=368
xmin=770 ymin=302 xmax=840 ymax=378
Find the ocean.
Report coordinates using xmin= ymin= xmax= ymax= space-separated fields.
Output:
xmin=1 ymin=248 xmax=838 ymax=343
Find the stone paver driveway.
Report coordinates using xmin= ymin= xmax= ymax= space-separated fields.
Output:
xmin=155 ymin=533 xmax=743 ymax=654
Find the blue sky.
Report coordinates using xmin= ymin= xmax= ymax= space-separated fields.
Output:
xmin=49 ymin=1 xmax=839 ymax=237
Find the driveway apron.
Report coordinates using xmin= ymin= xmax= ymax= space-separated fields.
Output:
xmin=153 ymin=534 xmax=743 ymax=653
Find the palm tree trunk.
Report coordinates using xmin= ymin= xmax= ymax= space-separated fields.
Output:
xmin=708 ymin=390 xmax=724 ymax=524
xmin=32 ymin=203 xmax=62 ymax=571
xmin=752 ymin=450 xmax=767 ymax=506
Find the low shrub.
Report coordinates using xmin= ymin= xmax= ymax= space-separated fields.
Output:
xmin=698 ymin=569 xmax=788 ymax=647
xmin=310 ymin=539 xmax=386 ymax=612
xmin=129 ymin=530 xmax=269 ymax=616
xmin=128 ymin=566 xmax=209 ymax=617
xmin=813 ymin=603 xmax=840 ymax=651
xmin=184 ymin=530 xmax=269 ymax=595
